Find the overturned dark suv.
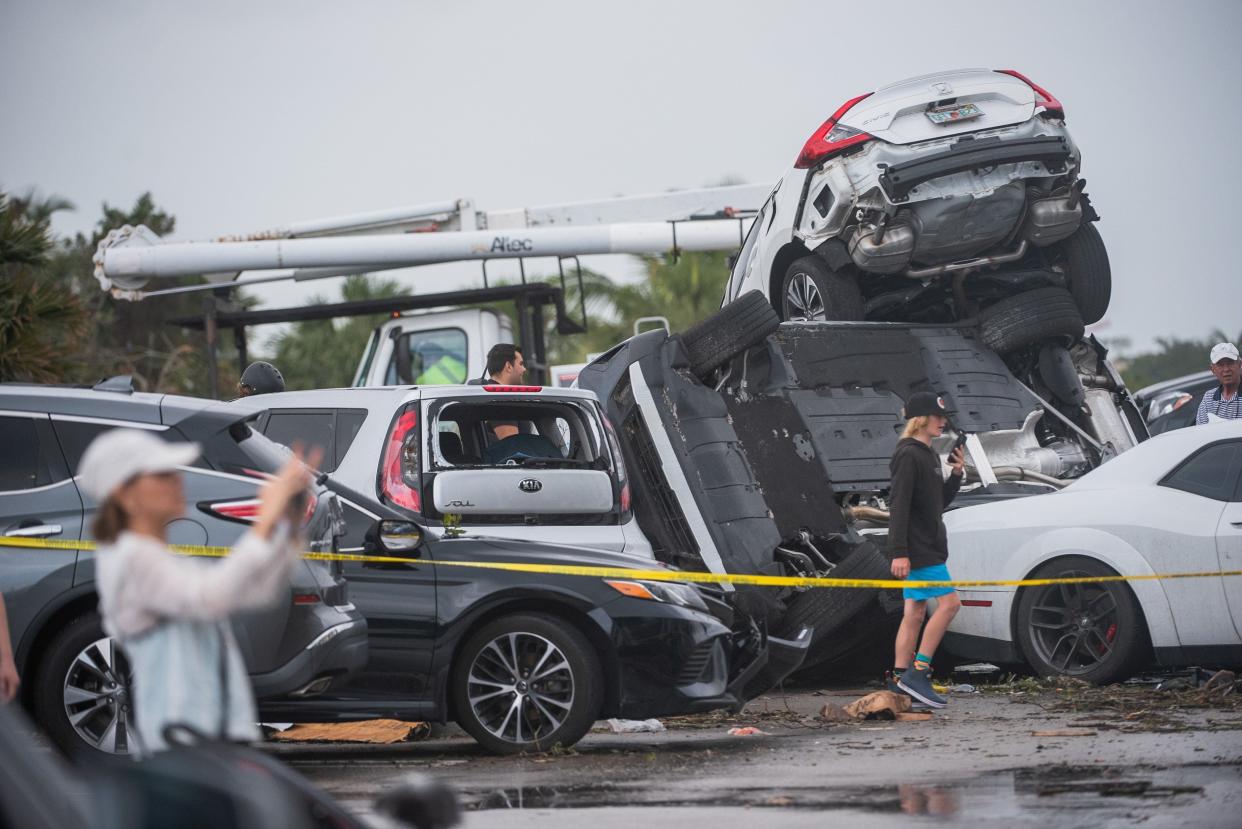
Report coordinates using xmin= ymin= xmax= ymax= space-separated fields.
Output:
xmin=578 ymin=290 xmax=1147 ymax=671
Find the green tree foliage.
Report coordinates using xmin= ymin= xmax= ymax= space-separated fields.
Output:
xmin=485 ymin=251 xmax=734 ymax=366
xmin=3 ymin=189 xmax=247 ymax=394
xmin=1119 ymin=329 xmax=1241 ymax=390
xmin=267 ymin=275 xmax=407 ymax=390
xmin=0 ymin=192 xmax=89 ymax=382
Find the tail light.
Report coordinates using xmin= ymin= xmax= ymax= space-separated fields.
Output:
xmin=483 ymin=385 xmax=542 ymax=393
xmin=292 ymin=593 xmax=321 ymax=606
xmin=996 ymin=69 xmax=1064 ymax=117
xmin=794 ymin=92 xmax=874 ymax=169
xmin=202 ymin=498 xmax=260 ymax=523
xmin=599 ymin=411 xmax=632 ymax=516
xmin=380 ymin=406 xmax=421 ymax=513
xmin=200 ymin=492 xmax=317 ymax=526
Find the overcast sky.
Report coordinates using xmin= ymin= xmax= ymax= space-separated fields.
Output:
xmin=3 ymin=0 xmax=1239 ymax=353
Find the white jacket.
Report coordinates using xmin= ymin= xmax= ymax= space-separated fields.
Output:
xmin=95 ymin=527 xmax=300 ymax=754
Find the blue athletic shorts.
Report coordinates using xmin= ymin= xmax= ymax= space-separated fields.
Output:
xmin=903 ymin=563 xmax=955 ymax=601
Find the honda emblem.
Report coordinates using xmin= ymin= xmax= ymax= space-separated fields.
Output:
xmin=519 ymin=478 xmax=543 ymax=493
xmin=931 ymin=81 xmax=953 ymax=95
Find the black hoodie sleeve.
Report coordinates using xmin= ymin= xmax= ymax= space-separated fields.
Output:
xmin=942 ymin=470 xmax=962 ymax=509
xmin=887 ymin=449 xmax=917 ymax=559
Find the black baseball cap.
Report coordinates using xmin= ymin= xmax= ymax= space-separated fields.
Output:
xmin=903 ymin=391 xmax=950 ymax=419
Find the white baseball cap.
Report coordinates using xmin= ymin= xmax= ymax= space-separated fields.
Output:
xmin=1210 ymin=342 xmax=1240 ymax=365
xmin=78 ymin=429 xmax=200 ymax=502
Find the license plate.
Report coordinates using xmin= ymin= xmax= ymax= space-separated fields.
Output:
xmin=926 ymin=103 xmax=983 ymax=124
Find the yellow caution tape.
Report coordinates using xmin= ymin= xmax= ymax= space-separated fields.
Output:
xmin=2 ymin=535 xmax=1239 ymax=591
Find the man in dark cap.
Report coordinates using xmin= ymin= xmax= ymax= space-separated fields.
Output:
xmin=886 ymin=391 xmax=965 ymax=709
xmin=237 ymin=361 xmax=285 ymax=397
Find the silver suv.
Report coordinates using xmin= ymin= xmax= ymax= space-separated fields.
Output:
xmin=727 ymin=67 xmax=1111 ymax=327
xmin=0 ymin=380 xmax=366 ymax=756
xmin=228 ymin=384 xmax=654 ymax=561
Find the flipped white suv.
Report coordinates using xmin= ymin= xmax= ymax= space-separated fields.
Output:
xmin=725 ymin=68 xmax=1111 ymax=327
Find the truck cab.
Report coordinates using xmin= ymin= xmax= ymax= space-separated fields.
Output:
xmin=352 ymin=308 xmax=513 ymax=387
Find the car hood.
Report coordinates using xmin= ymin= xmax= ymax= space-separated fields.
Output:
xmin=838 ymin=68 xmax=1037 ymax=146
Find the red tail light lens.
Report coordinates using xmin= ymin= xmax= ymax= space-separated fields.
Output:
xmin=996 ymin=69 xmax=1064 ymax=117
xmin=482 ymin=385 xmax=542 ymax=393
xmin=202 ymin=491 xmax=316 ymax=526
xmin=292 ymin=593 xmax=322 ymax=606
xmin=380 ymin=407 xmax=421 ymax=513
xmin=794 ymin=92 xmax=874 ymax=169
xmin=202 ymin=498 xmax=261 ymax=523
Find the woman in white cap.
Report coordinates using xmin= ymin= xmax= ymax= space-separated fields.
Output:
xmin=78 ymin=428 xmax=320 ymax=755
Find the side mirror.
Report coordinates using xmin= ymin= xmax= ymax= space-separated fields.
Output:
xmin=365 ymin=520 xmax=424 ymax=558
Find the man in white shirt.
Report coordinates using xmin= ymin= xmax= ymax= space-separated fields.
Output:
xmin=1195 ymin=342 xmax=1242 ymax=425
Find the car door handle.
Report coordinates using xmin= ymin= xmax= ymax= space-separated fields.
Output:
xmin=1233 ymin=521 xmax=1242 ymax=528
xmin=5 ymin=524 xmax=63 ymax=538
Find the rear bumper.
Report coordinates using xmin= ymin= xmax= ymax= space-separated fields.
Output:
xmin=879 ymin=135 xmax=1072 ymax=203
xmin=251 ymin=617 xmax=368 ymax=700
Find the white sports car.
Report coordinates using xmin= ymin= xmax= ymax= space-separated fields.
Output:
xmin=943 ymin=420 xmax=1242 ymax=684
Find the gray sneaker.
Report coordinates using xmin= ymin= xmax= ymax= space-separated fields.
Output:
xmin=897 ymin=667 xmax=946 ymax=708
xmin=887 ymin=673 xmax=931 ymax=711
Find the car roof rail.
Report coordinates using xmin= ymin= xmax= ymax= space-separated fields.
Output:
xmin=92 ymin=375 xmax=136 ymax=394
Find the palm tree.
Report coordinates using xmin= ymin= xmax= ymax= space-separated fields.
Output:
xmin=0 ymin=191 xmax=88 ymax=382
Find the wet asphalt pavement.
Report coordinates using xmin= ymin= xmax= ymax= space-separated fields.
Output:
xmin=272 ymin=683 xmax=1242 ymax=828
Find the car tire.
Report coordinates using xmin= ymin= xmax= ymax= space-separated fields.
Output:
xmin=779 ymin=255 xmax=865 ymax=322
xmin=33 ymin=613 xmax=137 ymax=757
xmin=977 ymin=286 xmax=1085 ymax=354
xmin=776 ymin=540 xmax=892 ymax=669
xmin=451 ymin=612 xmax=603 ymax=755
xmin=1015 ymin=556 xmax=1149 ymax=685
xmin=1059 ymin=222 xmax=1111 ymax=326
xmin=679 ymin=290 xmax=780 ymax=378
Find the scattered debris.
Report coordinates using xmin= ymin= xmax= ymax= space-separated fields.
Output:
xmin=950 ymin=684 xmax=978 ymax=694
xmin=843 ymin=690 xmax=912 ymax=721
xmin=817 ymin=703 xmax=853 ymax=723
xmin=606 ymin=719 xmax=666 ymax=734
xmin=895 ymin=712 xmax=934 ymax=722
xmin=270 ymin=719 xmax=431 ymax=744
xmin=1031 ymin=728 xmax=1097 ymax=737
xmin=727 ymin=726 xmax=768 ymax=736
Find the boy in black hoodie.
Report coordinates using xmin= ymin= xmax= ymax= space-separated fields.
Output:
xmin=887 ymin=392 xmax=965 ymax=708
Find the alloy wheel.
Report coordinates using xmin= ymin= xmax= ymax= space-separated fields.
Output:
xmin=63 ymin=636 xmax=135 ymax=754
xmin=1027 ymin=574 xmax=1120 ymax=676
xmin=784 ymin=272 xmax=826 ymax=321
xmin=466 ymin=631 xmax=575 ymax=745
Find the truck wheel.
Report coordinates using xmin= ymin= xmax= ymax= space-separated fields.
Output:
xmin=679 ymin=290 xmax=780 ymax=377
xmin=776 ymin=540 xmax=892 ymax=668
xmin=779 ymin=256 xmax=864 ymax=322
xmin=978 ymin=287 xmax=1084 ymax=355
xmin=451 ymin=613 xmax=602 ymax=755
xmin=33 ymin=613 xmax=137 ymax=757
xmin=1015 ymin=556 xmax=1149 ymax=685
xmin=1058 ymin=223 xmax=1111 ymax=325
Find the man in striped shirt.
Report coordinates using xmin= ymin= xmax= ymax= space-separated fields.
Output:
xmin=1195 ymin=342 xmax=1241 ymax=425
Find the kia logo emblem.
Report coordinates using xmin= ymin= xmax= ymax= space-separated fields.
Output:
xmin=519 ymin=478 xmax=543 ymax=493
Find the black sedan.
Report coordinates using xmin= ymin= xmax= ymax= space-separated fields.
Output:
xmin=262 ymin=482 xmax=810 ymax=754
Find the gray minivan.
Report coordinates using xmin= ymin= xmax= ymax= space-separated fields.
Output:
xmin=0 ymin=380 xmax=367 ymax=756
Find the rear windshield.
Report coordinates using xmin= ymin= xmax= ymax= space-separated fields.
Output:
xmin=429 ymin=398 xmax=606 ymax=469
